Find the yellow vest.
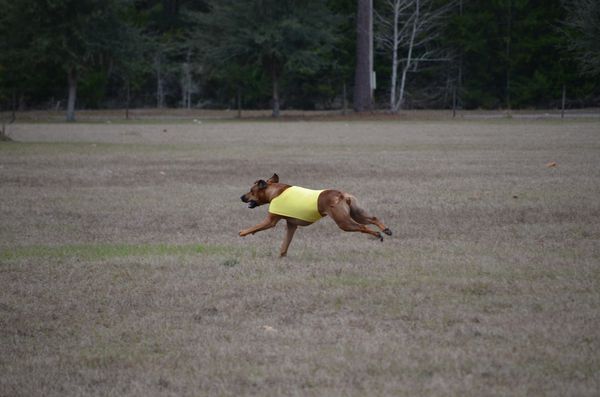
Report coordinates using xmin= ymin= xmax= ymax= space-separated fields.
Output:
xmin=269 ymin=186 xmax=324 ymax=223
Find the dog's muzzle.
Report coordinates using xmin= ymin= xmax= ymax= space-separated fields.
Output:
xmin=241 ymin=195 xmax=258 ymax=208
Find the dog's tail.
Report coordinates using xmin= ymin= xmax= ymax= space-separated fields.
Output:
xmin=344 ymin=194 xmax=357 ymax=207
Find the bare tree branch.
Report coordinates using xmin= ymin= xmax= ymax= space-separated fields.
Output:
xmin=375 ymin=0 xmax=456 ymax=111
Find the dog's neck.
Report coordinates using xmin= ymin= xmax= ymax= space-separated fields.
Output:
xmin=264 ymin=183 xmax=291 ymax=203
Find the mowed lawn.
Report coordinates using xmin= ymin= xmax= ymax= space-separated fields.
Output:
xmin=1 ymin=119 xmax=599 ymax=396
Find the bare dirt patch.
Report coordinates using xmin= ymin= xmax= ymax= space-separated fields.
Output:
xmin=1 ymin=119 xmax=599 ymax=396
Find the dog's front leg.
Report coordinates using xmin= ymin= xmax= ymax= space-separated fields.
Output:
xmin=239 ymin=214 xmax=280 ymax=237
xmin=279 ymin=221 xmax=298 ymax=257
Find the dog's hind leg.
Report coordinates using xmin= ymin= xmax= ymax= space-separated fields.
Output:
xmin=346 ymin=195 xmax=392 ymax=236
xmin=327 ymin=198 xmax=384 ymax=241
xmin=279 ymin=221 xmax=298 ymax=257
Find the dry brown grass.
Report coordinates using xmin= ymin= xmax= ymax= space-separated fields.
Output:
xmin=1 ymin=118 xmax=599 ymax=396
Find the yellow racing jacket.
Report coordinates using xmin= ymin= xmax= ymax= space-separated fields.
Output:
xmin=268 ymin=186 xmax=324 ymax=223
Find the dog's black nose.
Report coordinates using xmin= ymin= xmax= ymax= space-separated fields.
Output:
xmin=240 ymin=195 xmax=247 ymax=202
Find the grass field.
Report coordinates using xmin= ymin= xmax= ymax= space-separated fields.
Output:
xmin=1 ymin=117 xmax=599 ymax=396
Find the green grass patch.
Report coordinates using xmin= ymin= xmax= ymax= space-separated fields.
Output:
xmin=0 ymin=243 xmax=238 ymax=262
xmin=220 ymin=258 xmax=240 ymax=267
xmin=0 ymin=141 xmax=213 ymax=156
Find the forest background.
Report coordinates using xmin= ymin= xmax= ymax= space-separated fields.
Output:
xmin=0 ymin=0 xmax=598 ymax=120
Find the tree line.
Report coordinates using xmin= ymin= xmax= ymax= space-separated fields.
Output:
xmin=0 ymin=0 xmax=598 ymax=120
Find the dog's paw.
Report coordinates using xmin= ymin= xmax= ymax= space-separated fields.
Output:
xmin=238 ymin=230 xmax=247 ymax=237
xmin=383 ymin=228 xmax=392 ymax=236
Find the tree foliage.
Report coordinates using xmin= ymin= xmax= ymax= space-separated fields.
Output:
xmin=192 ymin=0 xmax=340 ymax=116
xmin=561 ymin=0 xmax=600 ymax=77
xmin=0 ymin=0 xmax=598 ymax=113
xmin=0 ymin=0 xmax=143 ymax=119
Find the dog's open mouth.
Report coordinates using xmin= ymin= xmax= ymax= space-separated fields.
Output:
xmin=247 ymin=200 xmax=258 ymax=209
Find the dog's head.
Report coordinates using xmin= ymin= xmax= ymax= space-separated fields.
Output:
xmin=240 ymin=174 xmax=279 ymax=209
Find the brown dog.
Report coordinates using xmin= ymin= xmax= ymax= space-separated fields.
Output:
xmin=239 ymin=174 xmax=392 ymax=257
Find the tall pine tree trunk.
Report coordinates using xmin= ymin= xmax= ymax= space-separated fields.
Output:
xmin=237 ymin=86 xmax=242 ymax=119
xmin=272 ymin=68 xmax=280 ymax=118
xmin=125 ymin=78 xmax=131 ymax=120
xmin=11 ymin=91 xmax=17 ymax=122
xmin=505 ymin=0 xmax=512 ymax=110
xmin=456 ymin=0 xmax=463 ymax=115
xmin=389 ymin=0 xmax=400 ymax=111
xmin=272 ymin=78 xmax=280 ymax=118
xmin=66 ymin=67 xmax=77 ymax=122
xmin=342 ymin=82 xmax=348 ymax=114
xmin=155 ymin=54 xmax=165 ymax=108
xmin=354 ymin=0 xmax=373 ymax=112
xmin=181 ymin=49 xmax=192 ymax=109
xmin=561 ymin=84 xmax=566 ymax=119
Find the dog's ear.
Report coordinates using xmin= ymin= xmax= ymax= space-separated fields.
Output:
xmin=267 ymin=173 xmax=279 ymax=184
xmin=257 ymin=179 xmax=268 ymax=189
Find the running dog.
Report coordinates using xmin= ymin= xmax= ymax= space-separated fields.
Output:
xmin=239 ymin=174 xmax=392 ymax=257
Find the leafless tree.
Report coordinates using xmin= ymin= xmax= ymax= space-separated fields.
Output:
xmin=154 ymin=52 xmax=166 ymax=108
xmin=180 ymin=49 xmax=199 ymax=109
xmin=376 ymin=0 xmax=454 ymax=112
xmin=354 ymin=0 xmax=374 ymax=112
